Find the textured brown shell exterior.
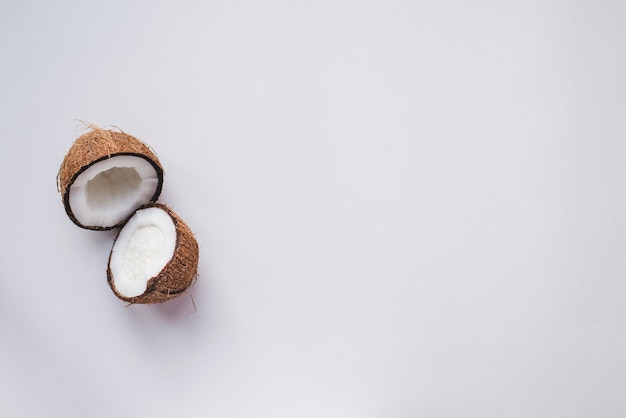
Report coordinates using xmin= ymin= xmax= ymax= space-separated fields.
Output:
xmin=107 ymin=203 xmax=200 ymax=304
xmin=58 ymin=129 xmax=164 ymax=230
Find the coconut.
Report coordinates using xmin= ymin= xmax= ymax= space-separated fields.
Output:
xmin=58 ymin=127 xmax=164 ymax=230
xmin=107 ymin=203 xmax=199 ymax=304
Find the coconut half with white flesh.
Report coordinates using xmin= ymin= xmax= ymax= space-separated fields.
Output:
xmin=107 ymin=203 xmax=199 ymax=304
xmin=58 ymin=128 xmax=164 ymax=230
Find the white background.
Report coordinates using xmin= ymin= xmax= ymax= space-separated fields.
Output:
xmin=1 ymin=0 xmax=625 ymax=416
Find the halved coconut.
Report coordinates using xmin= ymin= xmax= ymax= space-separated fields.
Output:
xmin=107 ymin=203 xmax=199 ymax=304
xmin=58 ymin=128 xmax=164 ymax=230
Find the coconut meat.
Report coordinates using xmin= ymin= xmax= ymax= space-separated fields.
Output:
xmin=109 ymin=207 xmax=177 ymax=298
xmin=68 ymin=155 xmax=160 ymax=228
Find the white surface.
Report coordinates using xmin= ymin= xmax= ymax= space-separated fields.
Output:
xmin=1 ymin=0 xmax=626 ymax=417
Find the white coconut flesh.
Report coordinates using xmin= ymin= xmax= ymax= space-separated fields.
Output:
xmin=109 ymin=207 xmax=177 ymax=298
xmin=68 ymin=155 xmax=160 ymax=228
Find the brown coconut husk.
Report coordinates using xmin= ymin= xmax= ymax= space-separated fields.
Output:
xmin=57 ymin=126 xmax=164 ymax=230
xmin=107 ymin=203 xmax=199 ymax=304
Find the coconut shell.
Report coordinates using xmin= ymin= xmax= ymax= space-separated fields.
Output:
xmin=58 ymin=127 xmax=164 ymax=230
xmin=107 ymin=203 xmax=199 ymax=304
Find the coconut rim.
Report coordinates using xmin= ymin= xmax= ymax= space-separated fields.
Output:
xmin=106 ymin=203 xmax=198 ymax=304
xmin=62 ymin=152 xmax=164 ymax=230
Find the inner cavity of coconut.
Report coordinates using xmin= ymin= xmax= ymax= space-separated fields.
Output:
xmin=109 ymin=207 xmax=177 ymax=298
xmin=68 ymin=155 xmax=159 ymax=228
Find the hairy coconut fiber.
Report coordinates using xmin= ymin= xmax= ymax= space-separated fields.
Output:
xmin=58 ymin=127 xmax=164 ymax=230
xmin=107 ymin=203 xmax=199 ymax=304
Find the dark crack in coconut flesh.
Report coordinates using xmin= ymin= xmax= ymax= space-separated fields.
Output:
xmin=58 ymin=128 xmax=164 ymax=230
xmin=107 ymin=203 xmax=199 ymax=304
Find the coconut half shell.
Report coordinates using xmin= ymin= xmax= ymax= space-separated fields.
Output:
xmin=58 ymin=128 xmax=164 ymax=230
xmin=107 ymin=203 xmax=199 ymax=304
